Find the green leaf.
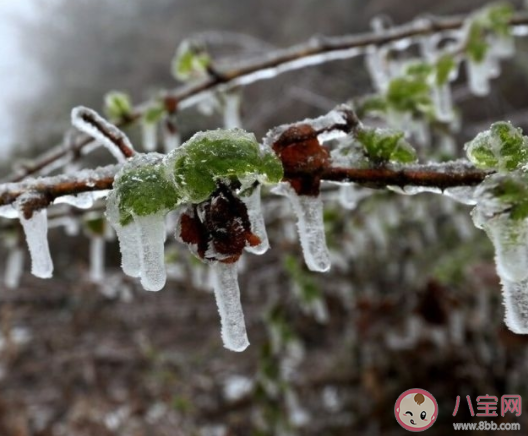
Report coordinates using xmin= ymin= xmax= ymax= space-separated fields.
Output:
xmin=465 ymin=121 xmax=528 ymax=172
xmin=435 ymin=54 xmax=456 ymax=86
xmin=171 ymin=40 xmax=211 ymax=82
xmin=114 ymin=154 xmax=180 ymax=226
xmin=356 ymin=127 xmax=417 ymax=164
xmin=486 ymin=2 xmax=513 ymax=37
xmin=104 ymin=91 xmax=132 ymax=121
xmin=166 ymin=129 xmax=283 ymax=204
xmin=386 ymin=76 xmax=433 ymax=115
xmin=466 ymin=21 xmax=489 ymax=63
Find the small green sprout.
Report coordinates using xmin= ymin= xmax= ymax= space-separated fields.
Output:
xmin=104 ymin=91 xmax=132 ymax=122
xmin=465 ymin=121 xmax=528 ymax=172
xmin=356 ymin=127 xmax=417 ymax=164
xmin=171 ymin=39 xmax=211 ymax=82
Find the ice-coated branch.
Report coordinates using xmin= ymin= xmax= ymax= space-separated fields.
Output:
xmin=322 ymin=163 xmax=489 ymax=191
xmin=0 ymin=165 xmax=119 ymax=218
xmin=6 ymin=12 xmax=528 ymax=182
xmin=71 ymin=107 xmax=136 ymax=161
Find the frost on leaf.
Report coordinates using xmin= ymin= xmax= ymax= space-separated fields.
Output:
xmin=165 ymin=128 xmax=282 ymax=204
xmin=465 ymin=121 xmax=528 ymax=172
xmin=171 ymin=39 xmax=211 ymax=82
xmin=355 ymin=127 xmax=417 ymax=164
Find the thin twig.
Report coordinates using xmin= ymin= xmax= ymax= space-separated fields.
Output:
xmin=5 ymin=12 xmax=528 ymax=182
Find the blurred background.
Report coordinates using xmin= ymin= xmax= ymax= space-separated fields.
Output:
xmin=1 ymin=0 xmax=528 ymax=434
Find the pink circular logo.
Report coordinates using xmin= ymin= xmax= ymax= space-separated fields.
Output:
xmin=395 ymin=388 xmax=438 ymax=432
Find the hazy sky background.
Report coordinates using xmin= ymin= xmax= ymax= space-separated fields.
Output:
xmin=0 ymin=0 xmax=43 ymax=154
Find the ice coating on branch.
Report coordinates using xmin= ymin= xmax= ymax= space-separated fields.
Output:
xmin=241 ymin=185 xmax=269 ymax=254
xmin=272 ymin=183 xmax=330 ymax=272
xmin=166 ymin=128 xmax=282 ymax=204
xmin=4 ymin=248 xmax=24 ymax=289
xmin=134 ymin=213 xmax=167 ymax=292
xmin=71 ymin=106 xmax=134 ymax=163
xmin=141 ymin=120 xmax=157 ymax=151
xmin=17 ymin=200 xmax=53 ymax=279
xmin=212 ymin=262 xmax=249 ymax=351
xmin=54 ymin=191 xmax=109 ymax=209
xmin=0 ymin=205 xmax=18 ymax=219
xmin=502 ymin=277 xmax=528 ymax=334
xmin=465 ymin=121 xmax=528 ymax=173
xmin=89 ymin=236 xmax=105 ymax=283
xmin=223 ymin=91 xmax=243 ymax=129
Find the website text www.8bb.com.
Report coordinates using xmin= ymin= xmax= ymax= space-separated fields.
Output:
xmin=453 ymin=421 xmax=520 ymax=431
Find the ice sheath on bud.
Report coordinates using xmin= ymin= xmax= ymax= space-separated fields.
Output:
xmin=273 ymin=183 xmax=331 ymax=272
xmin=212 ymin=262 xmax=249 ymax=352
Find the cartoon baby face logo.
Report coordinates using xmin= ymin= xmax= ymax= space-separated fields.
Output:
xmin=395 ymin=388 xmax=438 ymax=432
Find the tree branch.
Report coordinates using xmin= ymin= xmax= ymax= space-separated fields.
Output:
xmin=5 ymin=12 xmax=528 ymax=182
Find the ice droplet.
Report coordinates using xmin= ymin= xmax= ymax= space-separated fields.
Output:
xmin=272 ymin=183 xmax=331 ymax=272
xmin=17 ymin=205 xmax=53 ymax=279
xmin=242 ymin=185 xmax=269 ymax=255
xmin=432 ymin=83 xmax=454 ymax=123
xmin=134 ymin=214 xmax=167 ymax=292
xmin=212 ymin=262 xmax=249 ymax=352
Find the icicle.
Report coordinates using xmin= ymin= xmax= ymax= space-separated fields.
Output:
xmin=162 ymin=116 xmax=181 ymax=153
xmin=432 ymin=83 xmax=454 ymax=123
xmin=17 ymin=205 xmax=53 ymax=279
xmin=337 ymin=184 xmax=372 ymax=210
xmin=502 ymin=277 xmax=528 ymax=334
xmin=89 ymin=236 xmax=105 ymax=283
xmin=466 ymin=58 xmax=490 ymax=97
xmin=223 ymin=91 xmax=242 ymax=128
xmin=134 ymin=214 xmax=167 ymax=292
xmin=484 ymin=216 xmax=528 ymax=283
xmin=212 ymin=262 xmax=249 ymax=352
xmin=141 ymin=121 xmax=157 ymax=152
xmin=4 ymin=247 xmax=24 ymax=289
xmin=490 ymin=34 xmax=515 ymax=59
xmin=365 ymin=45 xmax=389 ymax=92
xmin=272 ymin=183 xmax=330 ymax=272
xmin=242 ymin=185 xmax=269 ymax=255
xmin=71 ymin=106 xmax=134 ymax=163
xmin=105 ymin=193 xmax=140 ymax=278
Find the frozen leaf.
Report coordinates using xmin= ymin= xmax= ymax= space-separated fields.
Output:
xmin=171 ymin=39 xmax=211 ymax=82
xmin=165 ymin=128 xmax=283 ymax=204
xmin=356 ymin=127 xmax=417 ymax=164
xmin=113 ymin=153 xmax=180 ymax=226
xmin=465 ymin=121 xmax=528 ymax=172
